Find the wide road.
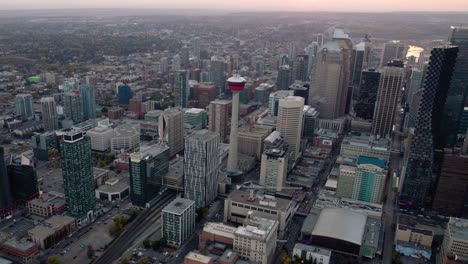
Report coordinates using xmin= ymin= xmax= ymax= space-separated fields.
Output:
xmin=94 ymin=191 xmax=177 ymax=264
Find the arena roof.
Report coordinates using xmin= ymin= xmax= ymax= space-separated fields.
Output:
xmin=312 ymin=208 xmax=367 ymax=246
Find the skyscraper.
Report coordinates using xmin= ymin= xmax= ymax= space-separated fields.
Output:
xmin=260 ymin=146 xmax=289 ymax=191
xmin=172 ymin=54 xmax=181 ymax=71
xmin=63 ymin=92 xmax=83 ymax=123
xmin=174 ymin=70 xmax=190 ymax=108
xmin=40 ymin=97 xmax=59 ymax=131
xmin=380 ymin=40 xmax=406 ymax=68
xmin=210 ymin=58 xmax=227 ymax=95
xmin=181 ymin=45 xmax=190 ymax=68
xmin=332 ymin=29 xmax=353 ymax=116
xmin=129 ymin=145 xmax=169 ymax=207
xmin=306 ymin=42 xmax=319 ymax=76
xmin=0 ymin=147 xmax=12 ymax=215
xmin=355 ymin=70 xmax=381 ymax=120
xmin=79 ymin=84 xmax=96 ymax=120
xmin=350 ymin=42 xmax=369 ymax=88
xmin=291 ymin=55 xmax=308 ymax=82
xmin=277 ymin=65 xmax=292 ymax=90
xmin=15 ymin=94 xmax=34 ymax=119
xmin=309 ymin=41 xmax=346 ymax=119
xmin=159 ymin=107 xmax=184 ymax=157
xmin=184 ymin=130 xmax=219 ymax=208
xmin=268 ymin=90 xmax=294 ymax=116
xmin=208 ymin=100 xmax=231 ymax=142
xmin=401 ymin=46 xmax=458 ymax=208
xmin=444 ymin=26 xmax=468 ymax=147
xmin=60 ymin=131 xmax=95 ymax=218
xmin=371 ymin=62 xmax=404 ymax=138
xmin=159 ymin=57 xmax=168 ymax=73
xmin=117 ymin=84 xmax=133 ymax=105
xmin=277 ymin=96 xmax=304 ymax=163
xmin=7 ymin=154 xmax=38 ymax=204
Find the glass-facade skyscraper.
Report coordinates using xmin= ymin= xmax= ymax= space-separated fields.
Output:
xmin=129 ymin=145 xmax=169 ymax=207
xmin=0 ymin=147 xmax=12 ymax=216
xmin=174 ymin=70 xmax=189 ymax=108
xmin=401 ymin=46 xmax=459 ymax=208
xmin=118 ymin=84 xmax=133 ymax=105
xmin=7 ymin=154 xmax=39 ymax=205
xmin=63 ymin=92 xmax=83 ymax=123
xmin=355 ymin=69 xmax=380 ymax=120
xmin=15 ymin=94 xmax=34 ymax=119
xmin=61 ymin=131 xmax=95 ymax=218
xmin=79 ymin=84 xmax=96 ymax=120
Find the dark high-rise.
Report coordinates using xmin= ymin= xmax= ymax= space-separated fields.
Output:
xmin=277 ymin=65 xmax=292 ymax=90
xmin=118 ymin=84 xmax=133 ymax=105
xmin=7 ymin=154 xmax=39 ymax=205
xmin=401 ymin=46 xmax=458 ymax=208
xmin=61 ymin=131 xmax=95 ymax=218
xmin=355 ymin=70 xmax=380 ymax=120
xmin=444 ymin=27 xmax=468 ymax=147
xmin=0 ymin=147 xmax=12 ymax=216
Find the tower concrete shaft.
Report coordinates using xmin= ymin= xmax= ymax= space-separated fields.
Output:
xmin=227 ymin=90 xmax=240 ymax=172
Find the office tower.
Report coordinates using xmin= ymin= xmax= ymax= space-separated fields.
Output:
xmin=291 ymin=55 xmax=308 ymax=82
xmin=181 ymin=45 xmax=190 ymax=68
xmin=159 ymin=107 xmax=184 ymax=157
xmin=15 ymin=94 xmax=34 ymax=119
xmin=233 ymin=215 xmax=279 ymax=264
xmin=210 ymin=58 xmax=227 ymax=95
xmin=336 ymin=156 xmax=387 ymax=204
xmin=159 ymin=57 xmax=168 ymax=73
xmin=174 ymin=70 xmax=190 ymax=108
xmin=7 ymin=154 xmax=38 ymax=204
xmin=316 ymin=34 xmax=324 ymax=47
xmin=432 ymin=153 xmax=468 ymax=217
xmin=32 ymin=131 xmax=58 ymax=161
xmin=254 ymin=83 xmax=273 ymax=104
xmin=350 ymin=42 xmax=369 ymax=88
xmin=401 ymin=46 xmax=458 ymax=208
xmin=309 ymin=41 xmax=346 ymax=119
xmin=60 ymin=131 xmax=95 ymax=218
xmin=184 ymin=130 xmax=219 ymax=208
xmin=407 ymin=69 xmax=424 ymax=109
xmin=227 ymin=75 xmax=246 ymax=175
xmin=184 ymin=108 xmax=207 ymax=130
xmin=260 ymin=146 xmax=289 ymax=191
xmin=355 ymin=70 xmax=381 ymax=120
xmin=192 ymin=82 xmax=218 ymax=108
xmin=129 ymin=145 xmax=169 ymax=207
xmin=172 ymin=54 xmax=181 ymax=71
xmin=238 ymin=125 xmax=273 ymax=160
xmin=279 ymin=54 xmax=289 ymax=66
xmin=268 ymin=90 xmax=294 ymax=116
xmin=332 ymin=29 xmax=353 ymax=115
xmin=380 ymin=40 xmax=406 ymax=68
xmin=40 ymin=97 xmax=59 ymax=131
xmin=162 ymin=197 xmax=195 ymax=247
xmin=445 ymin=27 xmax=468 ymax=147
xmin=288 ymin=42 xmax=298 ymax=60
xmin=0 ymin=147 xmax=12 ymax=215
xmin=79 ymin=84 xmax=96 ymax=120
xmin=289 ymin=81 xmax=309 ymax=105
xmin=192 ymin=37 xmax=201 ymax=59
xmin=208 ymin=100 xmax=231 ymax=142
xmin=128 ymin=98 xmax=142 ymax=113
xmin=117 ymin=84 xmax=133 ymax=105
xmin=441 ymin=217 xmax=468 ymax=263
xmin=371 ymin=62 xmax=404 ymax=138
xmin=63 ymin=92 xmax=83 ymax=123
xmin=306 ymin=42 xmax=319 ymax=76
xmin=303 ymin=106 xmax=320 ymax=139
xmin=277 ymin=65 xmax=292 ymax=90
xmin=277 ymin=96 xmax=304 ymax=162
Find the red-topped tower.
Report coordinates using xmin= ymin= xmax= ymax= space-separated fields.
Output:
xmin=226 ymin=74 xmax=246 ymax=176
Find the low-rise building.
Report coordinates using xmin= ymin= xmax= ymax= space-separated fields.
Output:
xmin=87 ymin=125 xmax=114 ymax=151
xmin=340 ymin=132 xmax=391 ymax=162
xmin=107 ymin=107 xmax=124 ymax=119
xmin=27 ymin=192 xmax=66 ymax=218
xmin=95 ymin=178 xmax=130 ymax=201
xmin=0 ymin=237 xmax=38 ymax=263
xmin=28 ymin=215 xmax=76 ymax=249
xmin=293 ymin=243 xmax=331 ymax=264
xmin=110 ymin=124 xmax=140 ymax=153
xmin=184 ymin=251 xmax=214 ymax=264
xmin=395 ymin=215 xmax=433 ymax=261
xmin=162 ymin=197 xmax=196 ymax=247
xmin=199 ymin=222 xmax=237 ymax=251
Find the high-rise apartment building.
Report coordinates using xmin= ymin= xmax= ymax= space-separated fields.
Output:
xmin=172 ymin=54 xmax=181 ymax=71
xmin=63 ymin=92 xmax=83 ymax=123
xmin=174 ymin=70 xmax=190 ymax=108
xmin=159 ymin=107 xmax=184 ymax=157
xmin=129 ymin=145 xmax=169 ymax=207
xmin=355 ymin=70 xmax=381 ymax=120
xmin=208 ymin=100 xmax=231 ymax=142
xmin=181 ymin=45 xmax=190 ymax=68
xmin=260 ymin=148 xmax=289 ymax=191
xmin=371 ymin=62 xmax=404 ymax=138
xmin=380 ymin=40 xmax=406 ymax=68
xmin=117 ymin=84 xmax=133 ymax=105
xmin=79 ymin=84 xmax=96 ymax=120
xmin=401 ymin=46 xmax=458 ymax=208
xmin=60 ymin=131 xmax=95 ymax=218
xmin=184 ymin=130 xmax=219 ymax=208
xmin=159 ymin=57 xmax=168 ymax=73
xmin=336 ymin=156 xmax=387 ymax=204
xmin=277 ymin=96 xmax=304 ymax=163
xmin=15 ymin=94 xmax=34 ymax=119
xmin=40 ymin=97 xmax=59 ymax=131
xmin=445 ymin=26 xmax=468 ymax=147
xmin=0 ymin=147 xmax=12 ymax=215
xmin=162 ymin=197 xmax=195 ymax=247
xmin=277 ymin=65 xmax=292 ymax=90
xmin=308 ymin=41 xmax=346 ymax=119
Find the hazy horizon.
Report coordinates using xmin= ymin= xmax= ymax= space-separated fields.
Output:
xmin=2 ymin=0 xmax=468 ymax=12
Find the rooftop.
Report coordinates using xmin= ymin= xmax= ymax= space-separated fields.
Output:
xmin=162 ymin=197 xmax=195 ymax=215
xmin=187 ymin=129 xmax=219 ymax=143
xmin=97 ymin=178 xmax=129 ymax=194
xmin=203 ymin=222 xmax=237 ymax=239
xmin=448 ymin=217 xmax=468 ymax=241
xmin=294 ymin=243 xmax=332 ymax=257
xmin=185 ymin=251 xmax=213 ymax=263
xmin=235 ymin=215 xmax=277 ymax=240
xmin=314 ymin=190 xmax=383 ymax=218
xmin=2 ymin=237 xmax=36 ymax=252
xmin=114 ymin=124 xmax=140 ymax=138
xmin=228 ymin=189 xmax=293 ymax=211
xmin=357 ymin=156 xmax=386 ymax=169
xmin=185 ymin=108 xmax=206 ymax=114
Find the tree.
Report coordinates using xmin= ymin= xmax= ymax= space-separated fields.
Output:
xmin=47 ymin=256 xmax=64 ymax=264
xmin=138 ymin=256 xmax=149 ymax=264
xmin=119 ymin=257 xmax=129 ymax=264
xmin=2 ymin=137 xmax=12 ymax=144
xmin=87 ymin=244 xmax=95 ymax=258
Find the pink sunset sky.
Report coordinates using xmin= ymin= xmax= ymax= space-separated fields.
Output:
xmin=1 ymin=0 xmax=468 ymax=12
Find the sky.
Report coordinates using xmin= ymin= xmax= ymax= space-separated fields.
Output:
xmin=1 ymin=0 xmax=468 ymax=12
